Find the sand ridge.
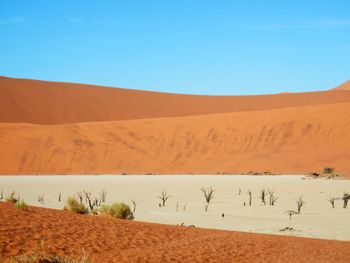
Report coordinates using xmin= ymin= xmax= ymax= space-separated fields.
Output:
xmin=1 ymin=76 xmax=350 ymax=124
xmin=0 ymin=202 xmax=349 ymax=262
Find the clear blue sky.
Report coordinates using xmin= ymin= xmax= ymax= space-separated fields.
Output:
xmin=1 ymin=0 xmax=349 ymax=95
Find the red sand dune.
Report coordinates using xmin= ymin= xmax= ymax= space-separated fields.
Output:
xmin=1 ymin=202 xmax=349 ymax=263
xmin=1 ymin=76 xmax=350 ymax=124
xmin=0 ymin=102 xmax=349 ymax=175
xmin=333 ymin=80 xmax=350 ymax=91
xmin=0 ymin=76 xmax=350 ymax=175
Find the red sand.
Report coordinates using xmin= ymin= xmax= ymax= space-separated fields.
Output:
xmin=1 ymin=76 xmax=350 ymax=124
xmin=1 ymin=202 xmax=349 ymax=262
xmin=0 ymin=76 xmax=350 ymax=175
xmin=0 ymin=102 xmax=350 ymax=175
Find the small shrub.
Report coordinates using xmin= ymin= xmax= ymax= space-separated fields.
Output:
xmin=323 ymin=167 xmax=334 ymax=174
xmin=64 ymin=197 xmax=88 ymax=214
xmin=5 ymin=250 xmax=92 ymax=263
xmin=90 ymin=207 xmax=99 ymax=215
xmin=37 ymin=194 xmax=44 ymax=204
xmin=15 ymin=199 xmax=28 ymax=211
xmin=99 ymin=202 xmax=134 ymax=219
xmin=6 ymin=191 xmax=18 ymax=203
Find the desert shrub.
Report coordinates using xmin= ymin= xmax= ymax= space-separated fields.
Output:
xmin=323 ymin=167 xmax=334 ymax=174
xmin=4 ymin=251 xmax=92 ymax=263
xmin=15 ymin=199 xmax=28 ymax=211
xmin=90 ymin=207 xmax=99 ymax=215
xmin=99 ymin=202 xmax=134 ymax=219
xmin=64 ymin=197 xmax=88 ymax=214
xmin=6 ymin=191 xmax=18 ymax=203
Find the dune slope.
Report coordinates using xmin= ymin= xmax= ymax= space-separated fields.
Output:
xmin=1 ymin=102 xmax=349 ymax=175
xmin=1 ymin=76 xmax=350 ymax=124
xmin=1 ymin=202 xmax=349 ymax=263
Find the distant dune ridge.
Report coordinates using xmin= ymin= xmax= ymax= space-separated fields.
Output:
xmin=0 ymin=76 xmax=349 ymax=175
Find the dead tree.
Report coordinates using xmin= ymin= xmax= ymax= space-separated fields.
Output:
xmin=38 ymin=194 xmax=45 ymax=204
xmin=328 ymin=197 xmax=337 ymax=208
xmin=76 ymin=191 xmax=84 ymax=203
xmin=99 ymin=190 xmax=107 ymax=203
xmin=131 ymin=200 xmax=137 ymax=212
xmin=238 ymin=188 xmax=241 ymax=195
xmin=183 ymin=202 xmax=187 ymax=211
xmin=248 ymin=189 xmax=252 ymax=206
xmin=0 ymin=188 xmax=3 ymax=200
xmin=158 ymin=189 xmax=171 ymax=207
xmin=343 ymin=193 xmax=350 ymax=208
xmin=259 ymin=189 xmax=266 ymax=205
xmin=201 ymin=186 xmax=215 ymax=211
xmin=296 ymin=197 xmax=305 ymax=214
xmin=58 ymin=192 xmax=62 ymax=202
xmin=268 ymin=188 xmax=278 ymax=206
xmin=285 ymin=210 xmax=298 ymax=220
xmin=83 ymin=191 xmax=98 ymax=211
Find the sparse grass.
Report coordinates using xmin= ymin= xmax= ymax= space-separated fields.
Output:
xmin=6 ymin=191 xmax=18 ymax=203
xmin=99 ymin=202 xmax=134 ymax=219
xmin=3 ymin=251 xmax=92 ymax=263
xmin=64 ymin=196 xmax=88 ymax=214
xmin=15 ymin=199 xmax=28 ymax=211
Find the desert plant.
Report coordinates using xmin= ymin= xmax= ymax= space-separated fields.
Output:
xmin=90 ymin=207 xmax=99 ymax=215
xmin=342 ymin=192 xmax=350 ymax=208
xmin=201 ymin=186 xmax=215 ymax=211
xmin=323 ymin=167 xmax=334 ymax=174
xmin=328 ymin=196 xmax=337 ymax=208
xmin=83 ymin=191 xmax=99 ymax=211
xmin=158 ymin=189 xmax=171 ymax=207
xmin=99 ymin=190 xmax=107 ymax=203
xmin=131 ymin=200 xmax=137 ymax=212
xmin=6 ymin=191 xmax=18 ymax=203
xmin=37 ymin=194 xmax=44 ymax=205
xmin=285 ymin=210 xmax=298 ymax=220
xmin=64 ymin=196 xmax=88 ymax=214
xmin=99 ymin=202 xmax=134 ymax=219
xmin=76 ymin=191 xmax=84 ymax=203
xmin=268 ymin=188 xmax=278 ymax=205
xmin=248 ymin=189 xmax=252 ymax=206
xmin=5 ymin=250 xmax=92 ymax=263
xmin=259 ymin=189 xmax=266 ymax=205
xmin=296 ymin=197 xmax=305 ymax=214
xmin=15 ymin=199 xmax=28 ymax=211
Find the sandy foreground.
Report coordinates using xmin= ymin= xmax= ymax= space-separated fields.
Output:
xmin=1 ymin=175 xmax=349 ymax=241
xmin=1 ymin=202 xmax=350 ymax=263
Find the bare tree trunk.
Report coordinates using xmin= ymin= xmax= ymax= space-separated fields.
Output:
xmin=248 ymin=190 xmax=252 ymax=206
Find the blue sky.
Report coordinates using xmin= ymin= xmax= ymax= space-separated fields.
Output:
xmin=0 ymin=0 xmax=349 ymax=95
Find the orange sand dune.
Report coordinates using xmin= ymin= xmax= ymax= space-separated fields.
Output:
xmin=1 ymin=102 xmax=349 ymax=175
xmin=333 ymin=80 xmax=350 ymax=91
xmin=1 ymin=202 xmax=349 ymax=262
xmin=1 ymin=76 xmax=350 ymax=124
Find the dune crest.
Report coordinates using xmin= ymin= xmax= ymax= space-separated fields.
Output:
xmin=1 ymin=76 xmax=350 ymax=124
xmin=333 ymin=80 xmax=350 ymax=91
